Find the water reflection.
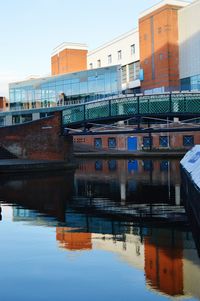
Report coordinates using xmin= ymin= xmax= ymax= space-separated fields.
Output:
xmin=0 ymin=159 xmax=199 ymax=300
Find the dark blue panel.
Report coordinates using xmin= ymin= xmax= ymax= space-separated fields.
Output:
xmin=128 ymin=160 xmax=138 ymax=173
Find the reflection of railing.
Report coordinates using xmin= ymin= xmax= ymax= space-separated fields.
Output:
xmin=62 ymin=92 xmax=200 ymax=125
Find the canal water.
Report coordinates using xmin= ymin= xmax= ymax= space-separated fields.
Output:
xmin=0 ymin=158 xmax=199 ymax=301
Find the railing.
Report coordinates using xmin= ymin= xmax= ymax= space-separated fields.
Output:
xmin=62 ymin=92 xmax=200 ymax=126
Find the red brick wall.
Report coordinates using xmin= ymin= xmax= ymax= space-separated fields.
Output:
xmin=144 ymin=237 xmax=183 ymax=296
xmin=51 ymin=49 xmax=88 ymax=76
xmin=0 ymin=97 xmax=9 ymax=110
xmin=0 ymin=112 xmax=73 ymax=161
xmin=74 ymin=131 xmax=198 ymax=151
xmin=56 ymin=228 xmax=92 ymax=251
xmin=139 ymin=4 xmax=182 ymax=92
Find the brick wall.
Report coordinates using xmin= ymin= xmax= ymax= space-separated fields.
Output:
xmin=139 ymin=4 xmax=182 ymax=92
xmin=0 ymin=112 xmax=73 ymax=161
xmin=0 ymin=97 xmax=9 ymax=110
xmin=74 ymin=131 xmax=199 ymax=151
xmin=51 ymin=49 xmax=88 ymax=76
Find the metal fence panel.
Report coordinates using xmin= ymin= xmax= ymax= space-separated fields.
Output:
xmin=111 ymin=97 xmax=138 ymax=116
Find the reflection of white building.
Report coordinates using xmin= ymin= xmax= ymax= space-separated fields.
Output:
xmin=92 ymin=231 xmax=200 ymax=300
xmin=92 ymin=233 xmax=144 ymax=270
xmin=12 ymin=205 xmax=200 ymax=300
xmin=183 ymin=249 xmax=200 ymax=299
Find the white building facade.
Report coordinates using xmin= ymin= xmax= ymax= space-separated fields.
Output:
xmin=87 ymin=29 xmax=141 ymax=93
xmin=179 ymin=0 xmax=200 ymax=91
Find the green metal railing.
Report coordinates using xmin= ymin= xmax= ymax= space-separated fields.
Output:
xmin=62 ymin=93 xmax=200 ymax=126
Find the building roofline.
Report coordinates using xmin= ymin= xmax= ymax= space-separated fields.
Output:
xmin=179 ymin=0 xmax=200 ymax=12
xmin=51 ymin=42 xmax=88 ymax=57
xmin=139 ymin=0 xmax=189 ymax=18
xmin=9 ymin=65 xmax=121 ymax=86
xmin=88 ymin=28 xmax=138 ymax=57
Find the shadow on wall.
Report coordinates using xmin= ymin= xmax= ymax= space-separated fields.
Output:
xmin=0 ymin=112 xmax=73 ymax=161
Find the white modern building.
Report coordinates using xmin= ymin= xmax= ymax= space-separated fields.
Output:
xmin=87 ymin=29 xmax=141 ymax=93
xmin=179 ymin=0 xmax=200 ymax=91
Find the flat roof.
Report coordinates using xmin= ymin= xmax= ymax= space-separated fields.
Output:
xmin=51 ymin=42 xmax=88 ymax=57
xmin=139 ymin=0 xmax=189 ymax=18
xmin=9 ymin=65 xmax=120 ymax=87
xmin=88 ymin=28 xmax=138 ymax=57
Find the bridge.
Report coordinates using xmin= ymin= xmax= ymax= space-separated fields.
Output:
xmin=0 ymin=92 xmax=200 ymax=159
xmin=62 ymin=92 xmax=200 ymax=133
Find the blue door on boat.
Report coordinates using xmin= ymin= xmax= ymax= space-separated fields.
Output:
xmin=127 ymin=137 xmax=137 ymax=151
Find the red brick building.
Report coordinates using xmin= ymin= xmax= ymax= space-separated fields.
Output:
xmin=51 ymin=42 xmax=88 ymax=76
xmin=139 ymin=1 xmax=187 ymax=93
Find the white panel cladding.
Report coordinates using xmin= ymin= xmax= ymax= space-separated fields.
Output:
xmin=179 ymin=0 xmax=200 ymax=79
xmin=87 ymin=29 xmax=140 ymax=69
xmin=181 ymin=145 xmax=200 ymax=189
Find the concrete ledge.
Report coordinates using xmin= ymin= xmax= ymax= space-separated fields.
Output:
xmin=0 ymin=159 xmax=75 ymax=173
xmin=74 ymin=150 xmax=186 ymax=159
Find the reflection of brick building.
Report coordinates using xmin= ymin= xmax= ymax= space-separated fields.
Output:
xmin=56 ymin=228 xmax=92 ymax=251
xmin=144 ymin=236 xmax=183 ymax=296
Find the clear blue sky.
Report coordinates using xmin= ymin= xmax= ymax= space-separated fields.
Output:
xmin=0 ymin=0 xmax=191 ymax=96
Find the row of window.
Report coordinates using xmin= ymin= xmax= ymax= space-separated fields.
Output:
xmin=89 ymin=44 xmax=136 ymax=69
xmin=95 ymin=137 xmax=117 ymax=149
xmin=143 ymin=135 xmax=194 ymax=148
xmin=9 ymin=67 xmax=120 ymax=109
xmin=93 ymin=159 xmax=170 ymax=172
xmin=181 ymin=73 xmax=200 ymax=91
xmin=143 ymin=26 xmax=171 ymax=41
xmin=144 ymin=52 xmax=168 ymax=65
xmin=94 ymin=135 xmax=194 ymax=149
xmin=121 ymin=61 xmax=140 ymax=83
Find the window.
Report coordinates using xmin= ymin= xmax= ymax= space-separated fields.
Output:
xmin=159 ymin=53 xmax=163 ymax=60
xmin=143 ymin=137 xmax=152 ymax=148
xmin=160 ymin=160 xmax=169 ymax=171
xmin=21 ymin=114 xmax=32 ymax=123
xmin=108 ymin=54 xmax=112 ymax=64
xmin=94 ymin=138 xmax=102 ymax=149
xmin=97 ymin=60 xmax=101 ymax=68
xmin=143 ymin=160 xmax=153 ymax=171
xmin=108 ymin=137 xmax=116 ymax=149
xmin=89 ymin=63 xmax=93 ymax=69
xmin=118 ymin=50 xmax=122 ymax=60
xmin=95 ymin=160 xmax=103 ymax=171
xmin=131 ymin=44 xmax=135 ymax=55
xmin=159 ymin=136 xmax=169 ymax=147
xmin=183 ymin=135 xmax=194 ymax=147
xmin=108 ymin=160 xmax=117 ymax=171
xmin=121 ymin=66 xmax=127 ymax=84
xmin=12 ymin=115 xmax=20 ymax=124
xmin=129 ymin=61 xmax=140 ymax=81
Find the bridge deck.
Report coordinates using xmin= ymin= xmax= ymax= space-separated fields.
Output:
xmin=62 ymin=93 xmax=200 ymax=127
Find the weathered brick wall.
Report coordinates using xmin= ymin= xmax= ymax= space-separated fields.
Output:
xmin=74 ymin=131 xmax=200 ymax=151
xmin=0 ymin=112 xmax=73 ymax=161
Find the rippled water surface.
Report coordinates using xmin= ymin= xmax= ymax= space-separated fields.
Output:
xmin=0 ymin=158 xmax=199 ymax=301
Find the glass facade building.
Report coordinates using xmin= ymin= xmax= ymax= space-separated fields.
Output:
xmin=9 ymin=66 xmax=121 ymax=110
xmin=181 ymin=74 xmax=200 ymax=91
